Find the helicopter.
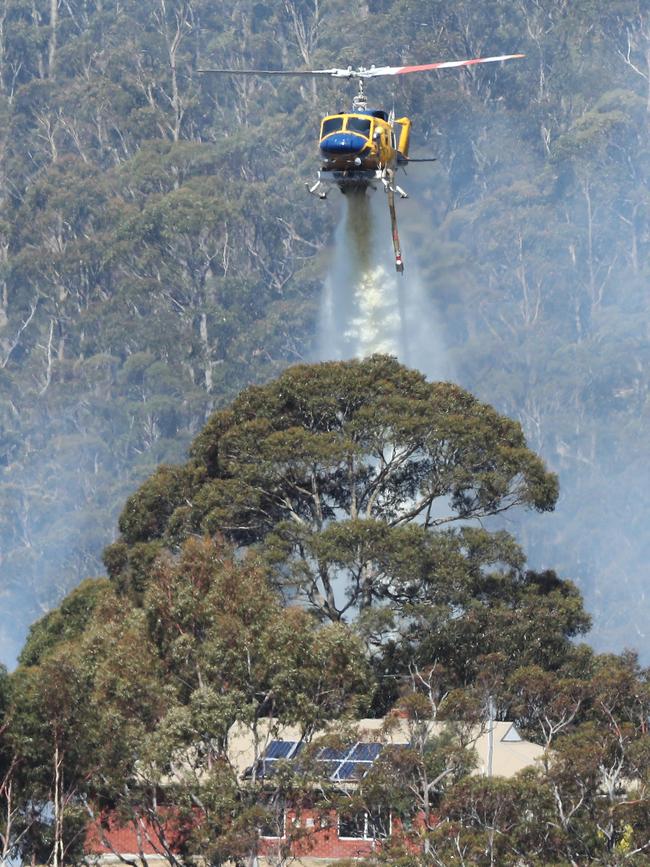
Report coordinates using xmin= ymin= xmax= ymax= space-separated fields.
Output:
xmin=199 ymin=54 xmax=524 ymax=273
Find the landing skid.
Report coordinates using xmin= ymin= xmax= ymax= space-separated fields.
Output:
xmin=305 ymin=179 xmax=327 ymax=199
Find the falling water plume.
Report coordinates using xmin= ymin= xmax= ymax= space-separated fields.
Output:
xmin=317 ymin=188 xmax=449 ymax=381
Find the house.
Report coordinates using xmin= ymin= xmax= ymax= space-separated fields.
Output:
xmin=86 ymin=716 xmax=544 ymax=866
xmin=227 ymin=716 xmax=544 ymax=865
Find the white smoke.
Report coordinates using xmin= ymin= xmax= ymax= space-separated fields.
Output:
xmin=317 ymin=188 xmax=450 ymax=381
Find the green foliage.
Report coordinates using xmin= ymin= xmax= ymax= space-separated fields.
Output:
xmin=143 ymin=535 xmax=372 ymax=725
xmin=18 ymin=578 xmax=111 ymax=667
xmin=2 ymin=533 xmax=371 ymax=864
xmin=118 ymin=464 xmax=204 ymax=545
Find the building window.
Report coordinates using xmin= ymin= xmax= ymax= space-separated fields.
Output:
xmin=258 ymin=798 xmax=286 ymax=839
xmin=338 ymin=808 xmax=390 ymax=840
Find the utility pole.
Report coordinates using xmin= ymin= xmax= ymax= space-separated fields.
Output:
xmin=487 ymin=696 xmax=495 ymax=778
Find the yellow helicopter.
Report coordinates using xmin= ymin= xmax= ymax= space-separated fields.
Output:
xmin=199 ymin=54 xmax=524 ymax=272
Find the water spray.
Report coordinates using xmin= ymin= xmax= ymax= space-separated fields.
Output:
xmin=317 ymin=192 xmax=450 ymax=382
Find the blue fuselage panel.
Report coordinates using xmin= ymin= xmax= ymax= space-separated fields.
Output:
xmin=320 ymin=132 xmax=367 ymax=155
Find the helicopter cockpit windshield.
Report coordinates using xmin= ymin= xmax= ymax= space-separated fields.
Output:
xmin=345 ymin=116 xmax=372 ymax=136
xmin=321 ymin=117 xmax=343 ymax=137
xmin=320 ymin=115 xmax=373 ymax=139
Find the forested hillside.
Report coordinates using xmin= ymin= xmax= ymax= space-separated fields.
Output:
xmin=0 ymin=0 xmax=648 ymax=660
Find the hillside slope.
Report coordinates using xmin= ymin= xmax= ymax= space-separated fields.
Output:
xmin=0 ymin=0 xmax=648 ymax=659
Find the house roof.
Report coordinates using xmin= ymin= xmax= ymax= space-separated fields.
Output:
xmin=227 ymin=717 xmax=544 ymax=782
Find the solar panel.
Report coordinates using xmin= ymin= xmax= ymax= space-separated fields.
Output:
xmin=245 ymin=741 xmax=300 ymax=779
xmin=317 ymin=746 xmax=349 ymax=761
xmin=246 ymin=739 xmax=387 ymax=784
xmin=333 ymin=761 xmax=369 ymax=781
xmin=265 ymin=740 xmax=296 ymax=759
xmin=349 ymin=743 xmax=382 ymax=761
xmin=317 ymin=760 xmax=342 ymax=778
xmin=322 ymin=742 xmax=384 ymax=781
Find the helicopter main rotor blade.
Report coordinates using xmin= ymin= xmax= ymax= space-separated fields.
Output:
xmin=197 ymin=54 xmax=524 ymax=80
xmin=360 ymin=54 xmax=525 ymax=77
xmin=197 ymin=67 xmax=345 ymax=76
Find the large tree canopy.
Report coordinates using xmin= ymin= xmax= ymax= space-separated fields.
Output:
xmin=109 ymin=356 xmax=559 ymax=621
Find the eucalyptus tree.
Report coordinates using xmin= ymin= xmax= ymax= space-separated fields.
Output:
xmin=109 ymin=356 xmax=559 ymax=625
xmin=7 ymin=535 xmax=370 ymax=866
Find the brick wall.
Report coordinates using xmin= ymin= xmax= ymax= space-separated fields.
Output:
xmin=260 ymin=808 xmax=384 ymax=862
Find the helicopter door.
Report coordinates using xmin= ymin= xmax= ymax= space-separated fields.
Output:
xmin=392 ymin=117 xmax=411 ymax=157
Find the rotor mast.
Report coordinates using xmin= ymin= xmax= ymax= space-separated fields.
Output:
xmin=352 ymin=79 xmax=368 ymax=111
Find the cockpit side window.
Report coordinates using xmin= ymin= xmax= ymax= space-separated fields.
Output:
xmin=345 ymin=117 xmax=372 ymax=136
xmin=321 ymin=117 xmax=343 ymax=136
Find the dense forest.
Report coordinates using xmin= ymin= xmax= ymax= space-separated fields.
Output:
xmin=0 ymin=0 xmax=648 ymax=661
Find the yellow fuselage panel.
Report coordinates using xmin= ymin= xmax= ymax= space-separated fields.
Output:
xmin=394 ymin=117 xmax=411 ymax=157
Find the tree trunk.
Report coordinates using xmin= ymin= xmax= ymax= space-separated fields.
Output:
xmin=49 ymin=0 xmax=58 ymax=78
xmin=53 ymin=742 xmax=64 ymax=867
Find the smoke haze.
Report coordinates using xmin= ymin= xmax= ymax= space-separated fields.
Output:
xmin=315 ymin=179 xmax=650 ymax=660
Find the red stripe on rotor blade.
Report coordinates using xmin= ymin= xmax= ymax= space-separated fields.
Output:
xmin=395 ymin=54 xmax=525 ymax=74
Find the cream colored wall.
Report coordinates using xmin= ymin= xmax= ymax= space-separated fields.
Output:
xmin=227 ymin=717 xmax=545 ymax=781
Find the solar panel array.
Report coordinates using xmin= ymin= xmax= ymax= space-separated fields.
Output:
xmin=247 ymin=740 xmax=302 ymax=778
xmin=323 ymin=741 xmax=383 ymax=781
xmin=248 ymin=740 xmax=388 ymax=782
